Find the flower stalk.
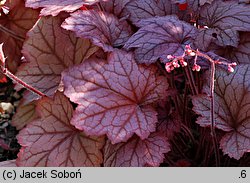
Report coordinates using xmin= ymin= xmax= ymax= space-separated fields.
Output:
xmin=164 ymin=45 xmax=237 ymax=166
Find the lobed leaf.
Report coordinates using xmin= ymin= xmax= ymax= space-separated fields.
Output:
xmin=216 ymin=32 xmax=250 ymax=64
xmin=195 ymin=28 xmax=239 ymax=51
xmin=220 ymin=123 xmax=250 ymax=160
xmin=17 ymin=92 xmax=105 ymax=166
xmin=104 ymin=133 xmax=170 ymax=167
xmin=192 ymin=65 xmax=250 ymax=159
xmin=15 ymin=15 xmax=97 ymax=101
xmin=62 ymin=10 xmax=132 ymax=52
xmin=99 ymin=0 xmax=131 ymax=18
xmin=197 ymin=0 xmax=250 ymax=48
xmin=124 ymin=16 xmax=197 ymax=64
xmin=157 ymin=100 xmax=181 ymax=139
xmin=125 ymin=0 xmax=176 ymax=25
xmin=25 ymin=0 xmax=100 ymax=16
xmin=0 ymin=0 xmax=39 ymax=80
xmin=62 ymin=49 xmax=169 ymax=144
xmin=124 ymin=0 xmax=201 ymax=24
xmin=11 ymin=100 xmax=38 ymax=130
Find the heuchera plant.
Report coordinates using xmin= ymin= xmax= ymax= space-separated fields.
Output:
xmin=0 ymin=0 xmax=249 ymax=167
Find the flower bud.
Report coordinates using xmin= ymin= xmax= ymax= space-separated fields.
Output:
xmin=172 ymin=60 xmax=180 ymax=68
xmin=167 ymin=55 xmax=174 ymax=60
xmin=231 ymin=62 xmax=237 ymax=66
xmin=228 ymin=66 xmax=234 ymax=73
xmin=192 ymin=64 xmax=201 ymax=72
xmin=179 ymin=58 xmax=187 ymax=67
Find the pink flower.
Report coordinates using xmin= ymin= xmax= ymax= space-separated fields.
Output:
xmin=185 ymin=45 xmax=196 ymax=56
xmin=167 ymin=55 xmax=175 ymax=60
xmin=192 ymin=64 xmax=201 ymax=72
xmin=172 ymin=60 xmax=180 ymax=68
xmin=179 ymin=58 xmax=187 ymax=67
xmin=165 ymin=62 xmax=175 ymax=73
xmin=228 ymin=66 xmax=234 ymax=73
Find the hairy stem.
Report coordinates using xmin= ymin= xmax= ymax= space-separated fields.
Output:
xmin=183 ymin=66 xmax=196 ymax=95
xmin=193 ymin=50 xmax=221 ymax=166
xmin=1 ymin=66 xmax=45 ymax=97
xmin=209 ymin=62 xmax=220 ymax=166
xmin=187 ymin=64 xmax=199 ymax=95
xmin=156 ymin=62 xmax=182 ymax=115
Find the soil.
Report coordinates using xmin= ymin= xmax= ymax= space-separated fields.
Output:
xmin=0 ymin=80 xmax=21 ymax=162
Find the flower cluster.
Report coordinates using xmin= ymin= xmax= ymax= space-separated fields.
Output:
xmin=164 ymin=45 xmax=237 ymax=73
xmin=164 ymin=55 xmax=188 ymax=73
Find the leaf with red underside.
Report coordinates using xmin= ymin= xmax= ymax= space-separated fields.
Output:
xmin=15 ymin=15 xmax=97 ymax=101
xmin=17 ymin=92 xmax=105 ymax=167
xmin=25 ymin=0 xmax=100 ymax=16
xmin=104 ymin=133 xmax=170 ymax=167
xmin=192 ymin=65 xmax=250 ymax=160
xmin=62 ymin=50 xmax=169 ymax=144
xmin=124 ymin=16 xmax=197 ymax=64
xmin=197 ymin=0 xmax=250 ymax=49
xmin=0 ymin=0 xmax=39 ymax=82
xmin=62 ymin=10 xmax=132 ymax=52
xmin=12 ymin=100 xmax=38 ymax=130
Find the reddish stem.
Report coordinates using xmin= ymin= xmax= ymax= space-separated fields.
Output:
xmin=191 ymin=50 xmax=220 ymax=166
xmin=1 ymin=66 xmax=45 ymax=97
xmin=209 ymin=61 xmax=220 ymax=166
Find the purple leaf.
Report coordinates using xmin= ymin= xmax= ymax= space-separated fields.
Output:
xmin=62 ymin=50 xmax=169 ymax=144
xmin=12 ymin=100 xmax=38 ymax=130
xmin=125 ymin=0 xmax=202 ymax=25
xmin=0 ymin=0 xmax=39 ymax=82
xmin=25 ymin=0 xmax=100 ymax=16
xmin=124 ymin=16 xmax=197 ymax=64
xmin=62 ymin=10 xmax=132 ymax=52
xmin=220 ymin=123 xmax=250 ymax=160
xmin=157 ymin=100 xmax=181 ymax=139
xmin=125 ymin=0 xmax=177 ymax=25
xmin=15 ymin=15 xmax=97 ymax=101
xmin=239 ymin=0 xmax=250 ymax=4
xmin=17 ymin=92 xmax=105 ymax=166
xmin=192 ymin=65 xmax=250 ymax=160
xmin=195 ymin=28 xmax=239 ymax=51
xmin=99 ymin=0 xmax=131 ymax=18
xmin=216 ymin=32 xmax=250 ymax=64
xmin=200 ymin=0 xmax=250 ymax=31
xmin=197 ymin=0 xmax=250 ymax=48
xmin=104 ymin=133 xmax=170 ymax=166
xmin=199 ymin=0 xmax=214 ymax=6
